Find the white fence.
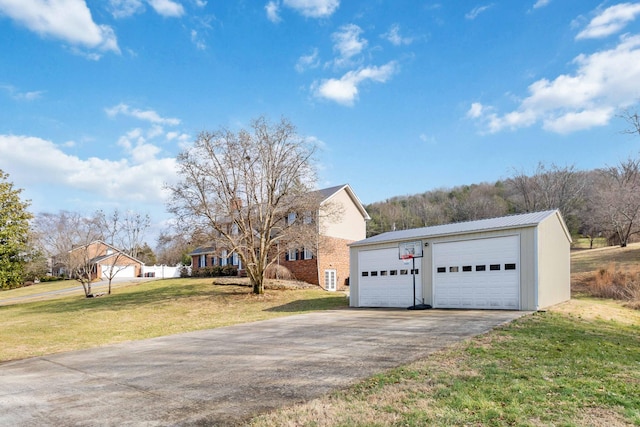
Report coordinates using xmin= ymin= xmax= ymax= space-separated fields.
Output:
xmin=142 ymin=265 xmax=189 ymax=279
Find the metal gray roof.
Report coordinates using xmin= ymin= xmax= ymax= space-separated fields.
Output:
xmin=352 ymin=210 xmax=561 ymax=247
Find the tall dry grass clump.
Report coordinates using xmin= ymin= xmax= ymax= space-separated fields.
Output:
xmin=590 ymin=263 xmax=640 ymax=308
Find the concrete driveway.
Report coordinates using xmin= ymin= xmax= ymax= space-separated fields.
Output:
xmin=0 ymin=308 xmax=527 ymax=426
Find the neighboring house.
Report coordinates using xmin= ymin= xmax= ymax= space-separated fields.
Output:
xmin=190 ymin=184 xmax=370 ymax=291
xmin=67 ymin=240 xmax=144 ymax=281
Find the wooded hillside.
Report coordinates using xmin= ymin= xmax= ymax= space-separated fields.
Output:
xmin=365 ymin=160 xmax=640 ymax=248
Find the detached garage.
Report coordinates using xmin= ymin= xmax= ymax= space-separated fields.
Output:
xmin=349 ymin=210 xmax=571 ymax=311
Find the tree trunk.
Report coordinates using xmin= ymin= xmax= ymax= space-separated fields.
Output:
xmin=252 ymin=281 xmax=264 ymax=295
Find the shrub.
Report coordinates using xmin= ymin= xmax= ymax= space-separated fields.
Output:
xmin=193 ymin=265 xmax=237 ymax=278
xmin=589 ymin=263 xmax=640 ymax=308
xmin=264 ymin=264 xmax=295 ymax=280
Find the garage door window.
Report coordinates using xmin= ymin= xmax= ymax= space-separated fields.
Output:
xmin=361 ymin=271 xmax=368 ymax=277
xmin=476 ymin=265 xmax=486 ymax=271
xmin=437 ymin=267 xmax=446 ymax=273
xmin=449 ymin=266 xmax=459 ymax=273
xmin=505 ymin=263 xmax=517 ymax=270
xmin=462 ymin=265 xmax=472 ymax=272
xmin=390 ymin=270 xmax=397 ymax=276
xmin=400 ymin=269 xmax=408 ymax=275
xmin=371 ymin=271 xmax=378 ymax=276
xmin=380 ymin=270 xmax=388 ymax=276
xmin=490 ymin=264 xmax=501 ymax=271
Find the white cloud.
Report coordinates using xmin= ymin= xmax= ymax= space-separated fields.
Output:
xmin=533 ymin=0 xmax=550 ymax=9
xmin=0 ymin=84 xmax=43 ymax=101
xmin=282 ymin=0 xmax=339 ymax=18
xmin=295 ymin=48 xmax=319 ymax=72
xmin=466 ymin=102 xmax=485 ymax=119
xmin=543 ymin=107 xmax=614 ymax=134
xmin=468 ymin=34 xmax=640 ymax=134
xmin=105 ymin=103 xmax=181 ymax=126
xmin=191 ymin=29 xmax=206 ymax=50
xmin=332 ymin=24 xmax=367 ymax=67
xmin=265 ymin=1 xmax=281 ymax=23
xmin=109 ymin=0 xmax=184 ymax=18
xmin=0 ymin=0 xmax=120 ymax=54
xmin=0 ymin=134 xmax=177 ymax=203
xmin=576 ymin=3 xmax=640 ymax=40
xmin=465 ymin=4 xmax=494 ymax=20
xmin=147 ymin=0 xmax=184 ymax=17
xmin=109 ymin=0 xmax=144 ymax=18
xmin=382 ymin=24 xmax=413 ymax=46
xmin=312 ymin=61 xmax=398 ymax=106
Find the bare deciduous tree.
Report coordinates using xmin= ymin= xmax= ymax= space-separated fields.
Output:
xmin=167 ymin=116 xmax=321 ymax=294
xmin=591 ymin=157 xmax=640 ymax=247
xmin=506 ymin=163 xmax=585 ymax=217
xmin=95 ymin=209 xmax=150 ymax=294
xmin=35 ymin=211 xmax=102 ymax=296
xmin=620 ymin=109 xmax=640 ymax=136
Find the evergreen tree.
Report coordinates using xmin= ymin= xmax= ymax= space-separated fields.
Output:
xmin=0 ymin=170 xmax=32 ymax=289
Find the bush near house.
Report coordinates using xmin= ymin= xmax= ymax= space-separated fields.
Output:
xmin=192 ymin=265 xmax=238 ymax=278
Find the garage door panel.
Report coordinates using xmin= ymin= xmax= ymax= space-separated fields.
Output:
xmin=433 ymin=236 xmax=520 ymax=310
xmin=101 ymin=265 xmax=136 ymax=279
xmin=358 ymin=248 xmax=422 ymax=308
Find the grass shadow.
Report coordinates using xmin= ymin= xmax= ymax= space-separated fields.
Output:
xmin=20 ymin=280 xmax=251 ymax=315
xmin=263 ymin=296 xmax=348 ymax=313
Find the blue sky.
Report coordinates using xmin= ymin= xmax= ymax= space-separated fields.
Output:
xmin=1 ymin=0 xmax=640 ymax=240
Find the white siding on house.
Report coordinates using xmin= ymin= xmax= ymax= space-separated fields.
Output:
xmin=321 ymin=188 xmax=367 ymax=241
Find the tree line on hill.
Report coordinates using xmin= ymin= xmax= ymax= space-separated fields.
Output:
xmin=364 ymin=158 xmax=640 ymax=248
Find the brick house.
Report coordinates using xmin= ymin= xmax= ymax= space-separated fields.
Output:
xmin=190 ymin=184 xmax=370 ymax=291
xmin=65 ymin=240 xmax=144 ymax=281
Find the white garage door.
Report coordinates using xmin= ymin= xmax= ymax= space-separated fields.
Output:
xmin=101 ymin=265 xmax=136 ymax=279
xmin=358 ymin=248 xmax=423 ymax=307
xmin=433 ymin=236 xmax=520 ymax=309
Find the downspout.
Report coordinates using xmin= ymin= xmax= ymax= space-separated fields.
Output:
xmin=533 ymin=227 xmax=539 ymax=311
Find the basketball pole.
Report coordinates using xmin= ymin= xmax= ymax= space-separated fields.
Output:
xmin=407 ymin=254 xmax=432 ymax=311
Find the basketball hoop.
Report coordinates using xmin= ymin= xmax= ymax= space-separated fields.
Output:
xmin=401 ymin=254 xmax=413 ymax=265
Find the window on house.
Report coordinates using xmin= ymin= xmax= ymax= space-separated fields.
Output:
xmin=199 ymin=254 xmax=206 ymax=268
xmin=231 ymin=223 xmax=239 ymax=235
xmin=231 ymin=252 xmax=239 ymax=266
xmin=287 ymin=212 xmax=296 ymax=225
xmin=303 ymin=211 xmax=313 ymax=224
xmin=303 ymin=248 xmax=313 ymax=260
xmin=221 ymin=250 xmax=228 ymax=266
xmin=287 ymin=248 xmax=297 ymax=261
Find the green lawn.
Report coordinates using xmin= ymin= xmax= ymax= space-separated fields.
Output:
xmin=0 ymin=278 xmax=348 ymax=362
xmin=251 ymin=299 xmax=640 ymax=426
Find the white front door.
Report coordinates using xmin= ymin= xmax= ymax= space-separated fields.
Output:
xmin=324 ymin=269 xmax=337 ymax=291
